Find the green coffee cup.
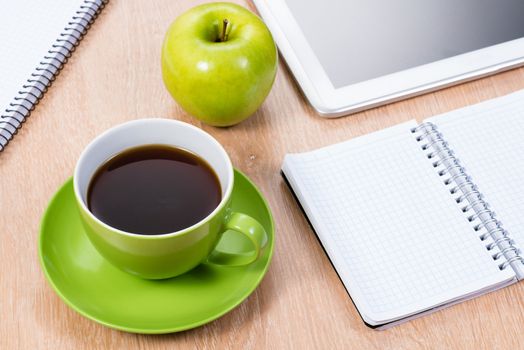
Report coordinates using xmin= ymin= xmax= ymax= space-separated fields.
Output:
xmin=73 ymin=119 xmax=267 ymax=279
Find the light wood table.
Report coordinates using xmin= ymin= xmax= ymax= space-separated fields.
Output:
xmin=2 ymin=1 xmax=524 ymax=348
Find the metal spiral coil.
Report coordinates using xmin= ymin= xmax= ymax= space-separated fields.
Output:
xmin=0 ymin=0 xmax=108 ymax=152
xmin=411 ymin=122 xmax=524 ymax=275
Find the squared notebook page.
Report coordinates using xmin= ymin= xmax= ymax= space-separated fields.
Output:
xmin=0 ymin=0 xmax=84 ymax=112
xmin=282 ymin=121 xmax=515 ymax=325
xmin=428 ymin=90 xmax=524 ymax=262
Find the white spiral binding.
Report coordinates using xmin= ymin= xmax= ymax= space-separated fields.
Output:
xmin=412 ymin=122 xmax=524 ymax=279
xmin=0 ymin=0 xmax=108 ymax=152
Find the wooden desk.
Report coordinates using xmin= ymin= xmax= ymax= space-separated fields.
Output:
xmin=2 ymin=1 xmax=524 ymax=348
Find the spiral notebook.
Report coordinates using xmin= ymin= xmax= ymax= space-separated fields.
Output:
xmin=0 ymin=0 xmax=107 ymax=151
xmin=282 ymin=90 xmax=524 ymax=329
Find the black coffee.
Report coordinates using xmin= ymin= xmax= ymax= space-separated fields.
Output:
xmin=87 ymin=144 xmax=222 ymax=235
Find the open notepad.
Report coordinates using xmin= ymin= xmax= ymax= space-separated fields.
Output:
xmin=282 ymin=90 xmax=524 ymax=329
xmin=0 ymin=0 xmax=106 ymax=151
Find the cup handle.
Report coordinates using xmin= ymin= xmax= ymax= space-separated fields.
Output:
xmin=207 ymin=212 xmax=268 ymax=266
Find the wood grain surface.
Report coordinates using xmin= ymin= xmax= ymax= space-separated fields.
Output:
xmin=2 ymin=1 xmax=524 ymax=348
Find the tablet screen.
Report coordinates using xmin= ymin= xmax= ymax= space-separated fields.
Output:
xmin=285 ymin=0 xmax=524 ymax=88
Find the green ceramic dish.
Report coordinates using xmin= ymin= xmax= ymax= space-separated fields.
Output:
xmin=38 ymin=169 xmax=274 ymax=334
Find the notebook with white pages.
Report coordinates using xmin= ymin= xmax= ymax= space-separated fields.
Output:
xmin=0 ymin=0 xmax=107 ymax=151
xmin=281 ymin=90 xmax=524 ymax=329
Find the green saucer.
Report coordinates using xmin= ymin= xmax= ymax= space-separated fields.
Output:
xmin=38 ymin=169 xmax=274 ymax=334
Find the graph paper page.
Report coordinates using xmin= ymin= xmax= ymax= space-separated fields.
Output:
xmin=428 ymin=90 xmax=524 ymax=257
xmin=282 ymin=121 xmax=514 ymax=325
xmin=0 ymin=1 xmax=83 ymax=115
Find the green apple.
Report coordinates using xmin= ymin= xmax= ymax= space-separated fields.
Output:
xmin=161 ymin=2 xmax=278 ymax=126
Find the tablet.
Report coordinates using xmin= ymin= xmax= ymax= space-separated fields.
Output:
xmin=253 ymin=0 xmax=524 ymax=117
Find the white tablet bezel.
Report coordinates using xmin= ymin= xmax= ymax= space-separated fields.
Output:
xmin=254 ymin=0 xmax=524 ymax=117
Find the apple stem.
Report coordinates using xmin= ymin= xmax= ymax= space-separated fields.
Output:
xmin=220 ymin=19 xmax=229 ymax=42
